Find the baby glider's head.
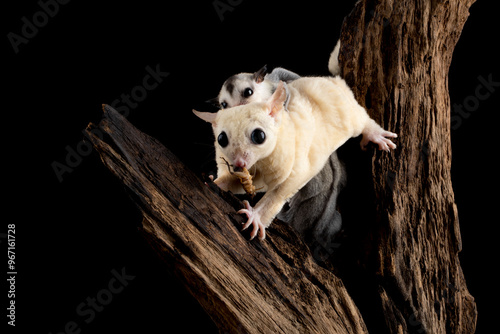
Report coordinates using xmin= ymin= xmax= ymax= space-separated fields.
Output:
xmin=209 ymin=65 xmax=274 ymax=109
xmin=194 ymin=82 xmax=287 ymax=171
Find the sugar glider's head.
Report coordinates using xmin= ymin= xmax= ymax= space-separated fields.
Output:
xmin=194 ymin=82 xmax=287 ymax=170
xmin=212 ymin=65 xmax=273 ymax=109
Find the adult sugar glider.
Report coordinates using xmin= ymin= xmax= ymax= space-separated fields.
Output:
xmin=209 ymin=66 xmax=346 ymax=253
xmin=195 ymin=76 xmax=397 ymax=240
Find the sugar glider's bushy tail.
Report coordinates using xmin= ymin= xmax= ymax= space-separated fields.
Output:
xmin=328 ymin=40 xmax=341 ymax=76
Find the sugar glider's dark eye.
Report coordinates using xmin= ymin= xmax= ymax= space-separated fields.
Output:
xmin=218 ymin=131 xmax=229 ymax=148
xmin=251 ymin=129 xmax=266 ymax=145
xmin=243 ymin=88 xmax=253 ymax=98
xmin=220 ymin=101 xmax=228 ymax=109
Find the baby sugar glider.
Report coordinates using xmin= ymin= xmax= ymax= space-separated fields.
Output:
xmin=194 ymin=77 xmax=397 ymax=240
xmin=209 ymin=65 xmax=300 ymax=110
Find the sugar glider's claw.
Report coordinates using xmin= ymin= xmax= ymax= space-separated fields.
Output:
xmin=237 ymin=200 xmax=253 ymax=223
xmin=383 ymin=131 xmax=398 ymax=139
xmin=361 ymin=130 xmax=398 ymax=151
xmin=237 ymin=200 xmax=266 ymax=240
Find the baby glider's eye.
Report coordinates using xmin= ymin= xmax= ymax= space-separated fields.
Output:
xmin=243 ymin=88 xmax=253 ymax=98
xmin=218 ymin=132 xmax=229 ymax=148
xmin=220 ymin=101 xmax=228 ymax=109
xmin=251 ymin=129 xmax=266 ymax=145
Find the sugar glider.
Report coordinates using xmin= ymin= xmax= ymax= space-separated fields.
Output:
xmin=210 ymin=66 xmax=346 ymax=249
xmin=208 ymin=65 xmax=299 ymax=110
xmin=194 ymin=77 xmax=397 ymax=240
xmin=277 ymin=151 xmax=345 ymax=260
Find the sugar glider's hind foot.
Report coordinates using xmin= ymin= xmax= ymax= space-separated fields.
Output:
xmin=361 ymin=130 xmax=398 ymax=152
xmin=238 ymin=200 xmax=266 ymax=240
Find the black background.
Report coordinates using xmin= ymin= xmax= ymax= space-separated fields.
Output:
xmin=4 ymin=0 xmax=499 ymax=333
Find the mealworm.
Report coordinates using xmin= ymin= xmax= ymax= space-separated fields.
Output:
xmin=220 ymin=157 xmax=258 ymax=197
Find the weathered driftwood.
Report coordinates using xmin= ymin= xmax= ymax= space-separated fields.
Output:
xmin=84 ymin=105 xmax=367 ymax=334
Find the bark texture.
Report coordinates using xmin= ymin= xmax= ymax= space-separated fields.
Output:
xmin=337 ymin=0 xmax=477 ymax=332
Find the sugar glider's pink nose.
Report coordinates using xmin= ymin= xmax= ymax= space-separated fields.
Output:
xmin=234 ymin=158 xmax=247 ymax=169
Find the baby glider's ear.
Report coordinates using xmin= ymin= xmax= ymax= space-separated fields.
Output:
xmin=253 ymin=65 xmax=267 ymax=83
xmin=266 ymin=81 xmax=287 ymax=120
xmin=205 ymin=97 xmax=220 ymax=108
xmin=193 ymin=110 xmax=217 ymax=126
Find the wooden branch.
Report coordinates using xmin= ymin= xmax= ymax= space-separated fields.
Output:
xmin=84 ymin=105 xmax=367 ymax=334
xmin=338 ymin=0 xmax=477 ymax=333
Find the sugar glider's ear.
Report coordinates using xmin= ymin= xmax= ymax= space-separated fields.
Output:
xmin=266 ymin=81 xmax=287 ymax=120
xmin=193 ymin=110 xmax=217 ymax=126
xmin=205 ymin=97 xmax=220 ymax=108
xmin=253 ymin=65 xmax=268 ymax=83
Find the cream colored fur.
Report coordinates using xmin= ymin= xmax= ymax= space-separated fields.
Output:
xmin=194 ymin=76 xmax=397 ymax=239
xmin=328 ymin=40 xmax=341 ymax=76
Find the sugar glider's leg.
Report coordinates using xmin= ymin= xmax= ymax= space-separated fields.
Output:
xmin=238 ymin=174 xmax=306 ymax=240
xmin=360 ymin=119 xmax=398 ymax=151
xmin=266 ymin=68 xmax=300 ymax=111
xmin=266 ymin=67 xmax=301 ymax=83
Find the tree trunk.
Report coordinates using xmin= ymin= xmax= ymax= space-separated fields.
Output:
xmin=84 ymin=0 xmax=477 ymax=332
xmin=337 ymin=0 xmax=477 ymax=333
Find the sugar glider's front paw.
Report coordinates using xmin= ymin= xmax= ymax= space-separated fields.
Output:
xmin=237 ymin=200 xmax=266 ymax=240
xmin=361 ymin=129 xmax=398 ymax=152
